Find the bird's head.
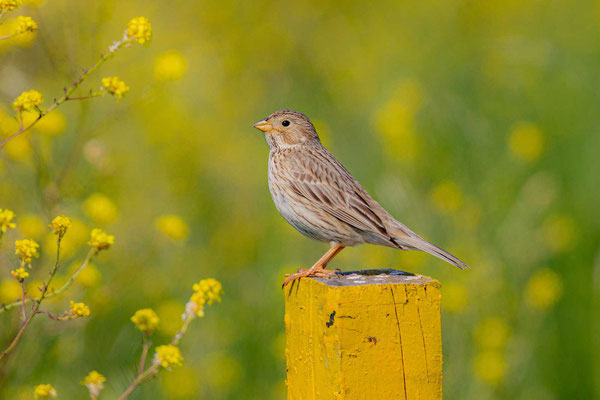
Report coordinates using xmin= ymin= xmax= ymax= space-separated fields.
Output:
xmin=253 ymin=109 xmax=320 ymax=150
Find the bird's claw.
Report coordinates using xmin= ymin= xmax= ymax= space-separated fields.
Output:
xmin=282 ymin=267 xmax=338 ymax=288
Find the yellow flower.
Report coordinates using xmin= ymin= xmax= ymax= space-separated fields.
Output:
xmin=15 ymin=16 xmax=37 ymax=34
xmin=0 ymin=208 xmax=16 ymax=233
xmin=442 ymin=282 xmax=468 ymax=313
xmin=154 ymin=50 xmax=188 ymax=81
xmin=155 ymin=214 xmax=189 ymax=240
xmin=10 ymin=267 xmax=29 ymax=281
xmin=50 ymin=215 xmax=71 ymax=237
xmin=88 ymin=228 xmax=115 ymax=252
xmin=81 ymin=370 xmax=105 ymax=398
xmin=187 ymin=278 xmax=223 ymax=318
xmin=525 ymin=268 xmax=562 ymax=310
xmin=33 ymin=384 xmax=57 ymax=399
xmin=0 ymin=279 xmax=21 ymax=304
xmin=474 ymin=317 xmax=510 ymax=349
xmin=0 ymin=0 xmax=21 ymax=11
xmin=69 ymin=300 xmax=90 ymax=317
xmin=472 ymin=350 xmax=506 ymax=386
xmin=12 ymin=89 xmax=43 ymax=112
xmin=508 ymin=121 xmax=545 ymax=163
xmin=15 ymin=238 xmax=39 ymax=263
xmin=18 ymin=214 xmax=45 ymax=239
xmin=126 ymin=16 xmax=152 ymax=45
xmin=430 ymin=180 xmax=463 ymax=214
xmin=84 ymin=193 xmax=118 ymax=224
xmin=154 ymin=344 xmax=183 ymax=369
xmin=131 ymin=308 xmax=160 ymax=335
xmin=101 ymin=77 xmax=130 ymax=102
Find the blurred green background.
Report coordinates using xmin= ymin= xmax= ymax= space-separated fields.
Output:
xmin=1 ymin=0 xmax=599 ymax=398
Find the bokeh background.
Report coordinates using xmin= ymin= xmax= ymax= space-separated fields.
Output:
xmin=1 ymin=0 xmax=599 ymax=398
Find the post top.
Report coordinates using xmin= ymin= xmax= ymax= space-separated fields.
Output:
xmin=311 ymin=269 xmax=438 ymax=287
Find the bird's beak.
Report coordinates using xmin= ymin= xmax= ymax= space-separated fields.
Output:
xmin=253 ymin=119 xmax=273 ymax=132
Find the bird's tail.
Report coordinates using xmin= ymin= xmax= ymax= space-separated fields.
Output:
xmin=399 ymin=234 xmax=471 ymax=270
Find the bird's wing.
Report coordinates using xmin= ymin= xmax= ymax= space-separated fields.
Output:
xmin=285 ymin=147 xmax=395 ymax=241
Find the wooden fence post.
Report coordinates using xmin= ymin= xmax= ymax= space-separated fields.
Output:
xmin=284 ymin=270 xmax=442 ymax=400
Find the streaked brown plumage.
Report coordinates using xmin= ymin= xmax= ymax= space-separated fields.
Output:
xmin=253 ymin=109 xmax=470 ymax=286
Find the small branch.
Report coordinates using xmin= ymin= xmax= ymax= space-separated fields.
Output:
xmin=0 ymin=237 xmax=63 ymax=362
xmin=0 ymin=33 xmax=18 ymax=41
xmin=119 ymin=312 xmax=196 ymax=399
xmin=0 ymin=248 xmax=94 ymax=314
xmin=0 ymin=37 xmax=130 ymax=148
xmin=137 ymin=336 xmax=151 ymax=376
xmin=19 ymin=282 xmax=27 ymax=322
xmin=36 ymin=309 xmax=59 ymax=320
xmin=118 ymin=364 xmax=160 ymax=400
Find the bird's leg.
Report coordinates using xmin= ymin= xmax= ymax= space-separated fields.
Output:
xmin=283 ymin=245 xmax=345 ymax=287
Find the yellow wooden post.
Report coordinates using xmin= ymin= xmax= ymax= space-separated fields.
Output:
xmin=284 ymin=270 xmax=442 ymax=400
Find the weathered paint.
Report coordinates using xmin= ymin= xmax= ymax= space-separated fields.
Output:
xmin=285 ymin=273 xmax=442 ymax=400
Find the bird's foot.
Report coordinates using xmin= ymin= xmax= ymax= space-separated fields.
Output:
xmin=282 ymin=266 xmax=338 ymax=288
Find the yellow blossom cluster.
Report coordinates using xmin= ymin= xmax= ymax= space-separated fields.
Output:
xmin=33 ymin=384 xmax=57 ymax=399
xmin=10 ymin=267 xmax=29 ymax=281
xmin=15 ymin=238 xmax=39 ymax=263
xmin=0 ymin=208 xmax=16 ymax=233
xmin=88 ymin=228 xmax=115 ymax=252
xmin=81 ymin=370 xmax=106 ymax=398
xmin=15 ymin=16 xmax=37 ymax=34
xmin=12 ymin=89 xmax=43 ymax=112
xmin=126 ymin=16 xmax=152 ymax=45
xmin=69 ymin=300 xmax=91 ymax=317
xmin=50 ymin=215 xmax=71 ymax=237
xmin=131 ymin=308 xmax=160 ymax=335
xmin=188 ymin=278 xmax=223 ymax=317
xmin=154 ymin=344 xmax=183 ymax=369
xmin=0 ymin=0 xmax=21 ymax=11
xmin=101 ymin=77 xmax=130 ymax=102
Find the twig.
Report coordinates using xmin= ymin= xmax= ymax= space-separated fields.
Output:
xmin=36 ymin=309 xmax=59 ymax=320
xmin=0 ymin=236 xmax=63 ymax=362
xmin=0 ymin=248 xmax=94 ymax=314
xmin=19 ymin=282 xmax=26 ymax=322
xmin=118 ymin=363 xmax=160 ymax=400
xmin=119 ymin=313 xmax=195 ymax=399
xmin=0 ymin=37 xmax=130 ymax=148
xmin=137 ymin=336 xmax=151 ymax=377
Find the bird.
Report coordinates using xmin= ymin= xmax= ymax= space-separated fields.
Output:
xmin=253 ymin=109 xmax=470 ymax=287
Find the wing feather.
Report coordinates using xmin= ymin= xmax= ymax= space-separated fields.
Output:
xmin=285 ymin=147 xmax=394 ymax=243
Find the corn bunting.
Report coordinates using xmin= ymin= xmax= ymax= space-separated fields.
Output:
xmin=254 ymin=109 xmax=469 ymax=287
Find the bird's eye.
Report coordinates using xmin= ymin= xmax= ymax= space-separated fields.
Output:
xmin=282 ymin=120 xmax=290 ymax=127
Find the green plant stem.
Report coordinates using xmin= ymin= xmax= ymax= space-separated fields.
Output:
xmin=0 ymin=248 xmax=94 ymax=314
xmin=0 ymin=37 xmax=130 ymax=148
xmin=118 ymin=363 xmax=160 ymax=400
xmin=19 ymin=281 xmax=26 ymax=322
xmin=119 ymin=313 xmax=196 ymax=399
xmin=137 ymin=336 xmax=151 ymax=376
xmin=0 ymin=237 xmax=62 ymax=362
